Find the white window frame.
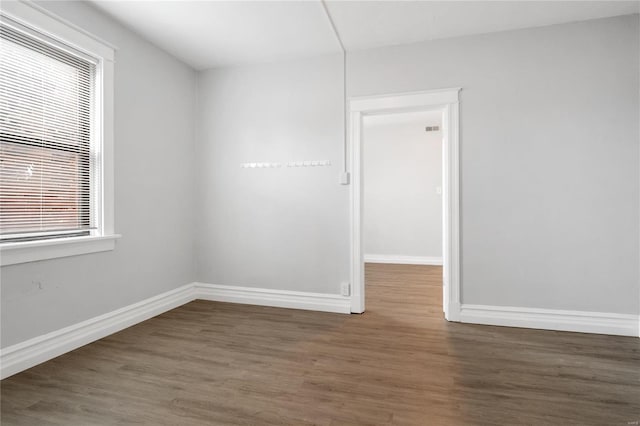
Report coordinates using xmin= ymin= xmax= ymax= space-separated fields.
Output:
xmin=0 ymin=1 xmax=119 ymax=266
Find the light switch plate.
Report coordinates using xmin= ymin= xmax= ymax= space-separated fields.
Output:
xmin=340 ymin=172 xmax=350 ymax=185
xmin=341 ymin=282 xmax=351 ymax=296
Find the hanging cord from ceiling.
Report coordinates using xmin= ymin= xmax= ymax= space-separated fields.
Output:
xmin=320 ymin=0 xmax=348 ymax=175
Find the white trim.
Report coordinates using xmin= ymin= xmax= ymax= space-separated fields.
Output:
xmin=100 ymin=58 xmax=115 ymax=236
xmin=350 ymin=88 xmax=461 ymax=113
xmin=364 ymin=255 xmax=443 ymax=266
xmin=459 ymin=304 xmax=639 ymax=337
xmin=0 ymin=0 xmax=117 ymax=261
xmin=0 ymin=283 xmax=195 ymax=379
xmin=349 ymin=88 xmax=461 ymax=318
xmin=3 ymin=282 xmax=638 ymax=379
xmin=0 ymin=283 xmax=351 ymax=379
xmin=0 ymin=235 xmax=121 ymax=266
xmin=195 ymin=283 xmax=351 ymax=314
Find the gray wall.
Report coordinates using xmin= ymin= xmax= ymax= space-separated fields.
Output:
xmin=196 ymin=54 xmax=349 ymax=294
xmin=0 ymin=1 xmax=198 ymax=348
xmin=363 ymin=113 xmax=443 ymax=258
xmin=349 ymin=14 xmax=639 ymax=314
xmin=198 ymin=14 xmax=639 ymax=314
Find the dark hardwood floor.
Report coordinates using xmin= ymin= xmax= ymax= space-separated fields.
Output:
xmin=1 ymin=264 xmax=639 ymax=425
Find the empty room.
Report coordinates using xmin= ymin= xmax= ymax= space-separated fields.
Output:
xmin=0 ymin=0 xmax=638 ymax=424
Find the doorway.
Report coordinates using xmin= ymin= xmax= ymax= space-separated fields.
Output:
xmin=348 ymin=88 xmax=461 ymax=321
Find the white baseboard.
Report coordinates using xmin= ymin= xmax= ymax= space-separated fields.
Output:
xmin=3 ymin=284 xmax=637 ymax=380
xmin=0 ymin=283 xmax=350 ymax=379
xmin=364 ymin=254 xmax=443 ymax=265
xmin=459 ymin=304 xmax=639 ymax=337
xmin=194 ymin=283 xmax=351 ymax=314
xmin=0 ymin=284 xmax=196 ymax=380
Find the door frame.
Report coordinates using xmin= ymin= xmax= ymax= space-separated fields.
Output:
xmin=348 ymin=88 xmax=461 ymax=321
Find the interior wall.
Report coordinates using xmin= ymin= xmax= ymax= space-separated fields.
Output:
xmin=1 ymin=9 xmax=637 ymax=350
xmin=363 ymin=112 xmax=443 ymax=259
xmin=196 ymin=54 xmax=349 ymax=294
xmin=197 ymin=14 xmax=639 ymax=315
xmin=0 ymin=1 xmax=198 ymax=348
xmin=350 ymin=14 xmax=639 ymax=314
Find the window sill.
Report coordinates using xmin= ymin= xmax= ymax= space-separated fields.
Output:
xmin=0 ymin=234 xmax=121 ymax=266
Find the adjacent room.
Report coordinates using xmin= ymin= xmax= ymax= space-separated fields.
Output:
xmin=0 ymin=1 xmax=638 ymax=424
xmin=363 ymin=110 xmax=445 ymax=317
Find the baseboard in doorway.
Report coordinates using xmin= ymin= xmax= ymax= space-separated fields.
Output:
xmin=364 ymin=254 xmax=443 ymax=266
xmin=194 ymin=283 xmax=351 ymax=314
xmin=458 ymin=304 xmax=639 ymax=337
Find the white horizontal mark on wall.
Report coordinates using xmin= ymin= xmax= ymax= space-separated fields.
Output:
xmin=240 ymin=160 xmax=332 ymax=169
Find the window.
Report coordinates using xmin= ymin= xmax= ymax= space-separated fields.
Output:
xmin=0 ymin=3 xmax=117 ymax=266
xmin=1 ymin=23 xmax=97 ymax=242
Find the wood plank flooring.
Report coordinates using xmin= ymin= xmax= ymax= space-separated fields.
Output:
xmin=1 ymin=264 xmax=639 ymax=425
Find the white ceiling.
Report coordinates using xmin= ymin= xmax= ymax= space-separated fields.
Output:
xmin=327 ymin=1 xmax=639 ymax=51
xmin=91 ymin=1 xmax=338 ymax=69
xmin=90 ymin=1 xmax=639 ymax=70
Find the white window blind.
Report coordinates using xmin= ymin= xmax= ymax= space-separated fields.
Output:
xmin=0 ymin=22 xmax=99 ymax=242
